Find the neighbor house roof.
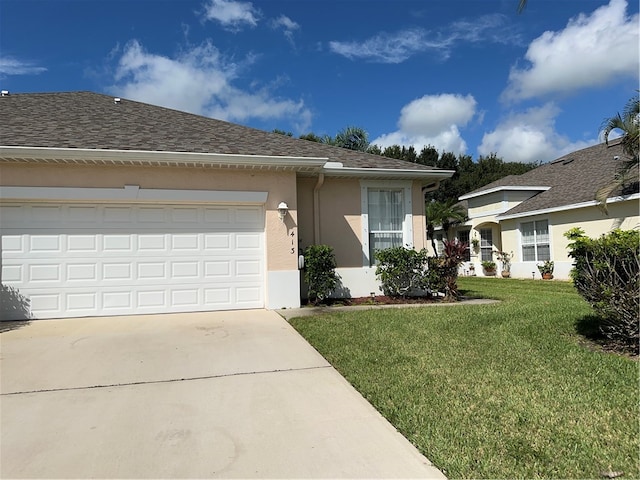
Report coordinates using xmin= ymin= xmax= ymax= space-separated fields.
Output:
xmin=458 ymin=140 xmax=637 ymax=218
xmin=0 ymin=91 xmax=453 ymax=183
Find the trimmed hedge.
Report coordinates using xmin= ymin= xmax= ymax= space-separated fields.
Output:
xmin=303 ymin=244 xmax=339 ymax=305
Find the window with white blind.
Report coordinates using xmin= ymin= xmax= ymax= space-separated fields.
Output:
xmin=361 ymin=181 xmax=413 ymax=266
xmin=434 ymin=232 xmax=444 ymax=257
xmin=480 ymin=228 xmax=493 ymax=262
xmin=521 ymin=220 xmax=550 ymax=261
xmin=457 ymin=230 xmax=471 ymax=262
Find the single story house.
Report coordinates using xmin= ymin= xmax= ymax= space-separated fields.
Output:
xmin=0 ymin=91 xmax=453 ymax=320
xmin=433 ymin=140 xmax=639 ymax=279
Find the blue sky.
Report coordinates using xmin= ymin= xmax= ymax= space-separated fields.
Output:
xmin=1 ymin=0 xmax=638 ymax=163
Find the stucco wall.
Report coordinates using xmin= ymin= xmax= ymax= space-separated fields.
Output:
xmin=0 ymin=162 xmax=299 ymax=272
xmin=499 ymin=200 xmax=639 ymax=280
xmin=317 ymin=179 xmax=363 ymax=268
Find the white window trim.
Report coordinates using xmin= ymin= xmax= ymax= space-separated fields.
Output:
xmin=518 ymin=218 xmax=552 ymax=263
xmin=360 ymin=180 xmax=413 ymax=267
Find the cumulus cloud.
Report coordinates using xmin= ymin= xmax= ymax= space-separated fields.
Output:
xmin=0 ymin=57 xmax=47 ymax=76
xmin=110 ymin=40 xmax=311 ymax=131
xmin=503 ymin=0 xmax=639 ymax=101
xmin=202 ymin=0 xmax=260 ymax=31
xmin=329 ymin=14 xmax=521 ymax=63
xmin=478 ymin=104 xmax=596 ymax=163
xmin=372 ymin=94 xmax=477 ymax=154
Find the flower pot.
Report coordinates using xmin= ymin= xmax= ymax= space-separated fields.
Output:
xmin=483 ymin=269 xmax=496 ymax=276
xmin=501 ymin=271 xmax=511 ymax=278
xmin=542 ymin=273 xmax=553 ymax=280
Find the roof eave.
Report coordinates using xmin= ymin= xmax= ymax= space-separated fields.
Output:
xmin=496 ymin=193 xmax=640 ymax=220
xmin=0 ymin=146 xmax=329 ymax=171
xmin=322 ymin=166 xmax=455 ymax=182
xmin=459 ymin=185 xmax=550 ymax=201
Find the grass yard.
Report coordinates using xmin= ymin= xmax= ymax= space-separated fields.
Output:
xmin=289 ymin=278 xmax=639 ymax=479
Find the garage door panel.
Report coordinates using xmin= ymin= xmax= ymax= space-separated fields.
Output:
xmin=1 ymin=203 xmax=265 ymax=319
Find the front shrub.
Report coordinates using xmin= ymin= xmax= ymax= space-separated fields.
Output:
xmin=565 ymin=228 xmax=640 ymax=352
xmin=375 ymin=247 xmax=430 ymax=297
xmin=303 ymin=244 xmax=339 ymax=305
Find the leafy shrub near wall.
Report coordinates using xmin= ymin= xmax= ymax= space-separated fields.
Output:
xmin=375 ymin=247 xmax=430 ymax=297
xmin=565 ymin=228 xmax=639 ymax=353
xmin=303 ymin=245 xmax=339 ymax=305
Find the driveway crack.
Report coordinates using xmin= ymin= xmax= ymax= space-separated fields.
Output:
xmin=1 ymin=364 xmax=333 ymax=396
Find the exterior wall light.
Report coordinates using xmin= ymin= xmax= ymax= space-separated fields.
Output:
xmin=277 ymin=202 xmax=289 ymax=222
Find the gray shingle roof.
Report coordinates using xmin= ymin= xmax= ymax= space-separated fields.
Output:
xmin=0 ymin=91 xmax=441 ymax=172
xmin=461 ymin=140 xmax=636 ymax=216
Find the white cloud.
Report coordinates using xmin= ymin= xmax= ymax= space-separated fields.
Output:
xmin=503 ymin=0 xmax=639 ymax=101
xmin=329 ymin=14 xmax=521 ymax=63
xmin=269 ymin=15 xmax=300 ymax=45
xmin=329 ymin=29 xmax=430 ymax=64
xmin=202 ymin=0 xmax=260 ymax=31
xmin=372 ymin=94 xmax=477 ymax=154
xmin=110 ymin=40 xmax=311 ymax=131
xmin=0 ymin=57 xmax=47 ymax=76
xmin=478 ymin=104 xmax=596 ymax=163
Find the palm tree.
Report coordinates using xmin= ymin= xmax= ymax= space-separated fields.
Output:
xmin=596 ymin=94 xmax=639 ymax=212
xmin=425 ymin=200 xmax=467 ymax=257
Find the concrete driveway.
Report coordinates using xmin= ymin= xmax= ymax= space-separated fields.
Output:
xmin=1 ymin=310 xmax=445 ymax=479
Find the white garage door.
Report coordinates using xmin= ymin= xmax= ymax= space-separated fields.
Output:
xmin=0 ymin=203 xmax=265 ymax=319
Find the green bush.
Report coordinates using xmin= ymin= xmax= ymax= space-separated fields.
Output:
xmin=303 ymin=244 xmax=339 ymax=305
xmin=375 ymin=247 xmax=430 ymax=297
xmin=565 ymin=228 xmax=639 ymax=352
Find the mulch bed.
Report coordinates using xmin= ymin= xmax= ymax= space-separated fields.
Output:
xmin=304 ymin=295 xmax=442 ymax=307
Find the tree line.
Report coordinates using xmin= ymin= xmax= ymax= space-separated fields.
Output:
xmin=273 ymin=125 xmax=537 ymax=203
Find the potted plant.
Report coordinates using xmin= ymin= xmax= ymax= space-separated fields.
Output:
xmin=537 ymin=260 xmax=554 ymax=279
xmin=471 ymin=237 xmax=480 ymax=252
xmin=481 ymin=260 xmax=497 ymax=276
xmin=495 ymin=250 xmax=512 ymax=278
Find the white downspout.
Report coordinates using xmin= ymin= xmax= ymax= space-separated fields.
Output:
xmin=313 ymin=173 xmax=325 ymax=244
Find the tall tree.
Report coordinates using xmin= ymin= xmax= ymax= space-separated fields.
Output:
xmin=596 ymin=94 xmax=640 ymax=211
xmin=425 ymin=200 xmax=467 ymax=256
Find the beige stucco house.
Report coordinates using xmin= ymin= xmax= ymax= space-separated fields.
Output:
xmin=434 ymin=140 xmax=639 ymax=280
xmin=0 ymin=91 xmax=453 ymax=319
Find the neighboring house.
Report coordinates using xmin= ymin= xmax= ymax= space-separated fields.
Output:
xmin=0 ymin=91 xmax=453 ymax=320
xmin=436 ymin=140 xmax=639 ymax=279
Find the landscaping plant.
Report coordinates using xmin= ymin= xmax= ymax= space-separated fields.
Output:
xmin=565 ymin=228 xmax=639 ymax=353
xmin=303 ymin=244 xmax=339 ymax=305
xmin=374 ymin=247 xmax=430 ymax=297
xmin=437 ymin=239 xmax=468 ymax=300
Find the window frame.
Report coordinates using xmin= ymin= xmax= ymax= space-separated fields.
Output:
xmin=361 ymin=180 xmax=413 ymax=266
xmin=520 ymin=219 xmax=551 ymax=262
xmin=480 ymin=228 xmax=493 ymax=262
xmin=457 ymin=230 xmax=471 ymax=262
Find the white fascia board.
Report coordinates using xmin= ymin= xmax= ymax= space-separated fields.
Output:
xmin=0 ymin=185 xmax=269 ymax=204
xmin=324 ymin=165 xmax=455 ymax=180
xmin=497 ymin=193 xmax=640 ymax=220
xmin=459 ymin=185 xmax=549 ymax=201
xmin=0 ymin=146 xmax=329 ymax=169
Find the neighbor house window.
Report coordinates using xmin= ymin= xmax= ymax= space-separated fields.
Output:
xmin=457 ymin=230 xmax=471 ymax=262
xmin=521 ymin=220 xmax=550 ymax=261
xmin=480 ymin=228 xmax=493 ymax=262
xmin=362 ymin=181 xmax=413 ymax=266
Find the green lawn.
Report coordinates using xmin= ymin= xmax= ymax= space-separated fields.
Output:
xmin=289 ymin=278 xmax=639 ymax=479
